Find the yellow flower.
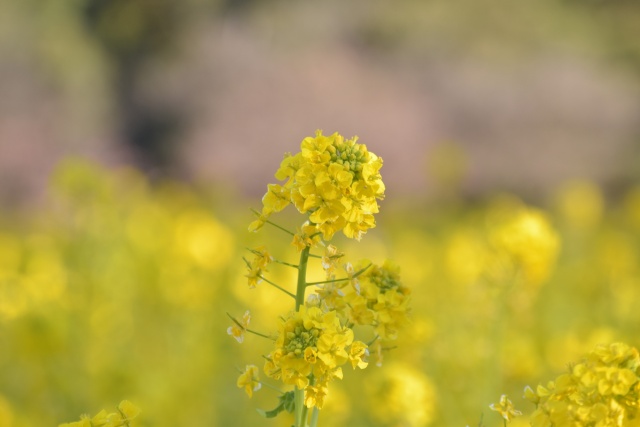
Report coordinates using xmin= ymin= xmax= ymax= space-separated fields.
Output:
xmin=264 ymin=306 xmax=359 ymax=404
xmin=59 ymin=418 xmax=91 ymax=427
xmin=244 ymin=246 xmax=273 ymax=288
xmin=245 ymin=264 xmax=262 ymax=288
xmin=321 ymin=244 xmax=343 ymax=277
xmin=251 ymin=246 xmax=273 ymax=269
xmin=117 ymin=400 xmax=141 ymax=420
xmin=348 ymin=260 xmax=411 ymax=340
xmin=250 ymin=130 xmax=385 ymax=241
xmin=489 ymin=394 xmax=522 ymax=421
xmin=227 ymin=310 xmax=251 ymax=343
xmin=304 ymin=384 xmax=329 ymax=409
xmin=59 ymin=401 xmax=140 ymax=427
xmin=367 ymin=362 xmax=436 ymax=427
xmin=262 ymin=184 xmax=290 ymax=215
xmin=528 ymin=342 xmax=640 ymax=427
xmin=292 ymin=222 xmax=321 ymax=252
xmin=237 ymin=365 xmax=262 ymax=398
xmin=349 ymin=341 xmax=369 ymax=369
xmin=489 ymin=206 xmax=560 ymax=287
xmin=316 ymin=328 xmax=354 ymax=369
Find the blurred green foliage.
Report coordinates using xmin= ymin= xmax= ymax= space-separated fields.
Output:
xmin=1 ymin=160 xmax=640 ymax=426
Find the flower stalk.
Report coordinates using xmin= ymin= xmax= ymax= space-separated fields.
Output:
xmin=229 ymin=130 xmax=409 ymax=427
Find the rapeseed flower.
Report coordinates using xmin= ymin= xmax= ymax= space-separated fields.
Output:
xmin=489 ymin=394 xmax=522 ymax=422
xmin=244 ymin=247 xmax=273 ymax=288
xmin=344 ymin=260 xmax=411 ymax=340
xmin=367 ymin=362 xmax=436 ymax=427
xmin=237 ymin=132 xmax=407 ymax=425
xmin=250 ymin=130 xmax=385 ymax=241
xmin=489 ymin=206 xmax=560 ymax=287
xmin=237 ymin=365 xmax=262 ymax=398
xmin=59 ymin=401 xmax=140 ymax=427
xmin=526 ymin=342 xmax=640 ymax=427
xmin=264 ymin=305 xmax=367 ymax=408
xmin=227 ymin=310 xmax=251 ymax=343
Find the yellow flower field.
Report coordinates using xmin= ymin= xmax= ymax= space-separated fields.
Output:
xmin=2 ymin=156 xmax=640 ymax=426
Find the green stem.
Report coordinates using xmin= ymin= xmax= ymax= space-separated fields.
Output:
xmin=295 ymin=246 xmax=311 ymax=310
xmin=294 ymin=245 xmax=311 ymax=427
xmin=294 ymin=386 xmax=305 ymax=427
xmin=309 ymin=407 xmax=320 ymax=427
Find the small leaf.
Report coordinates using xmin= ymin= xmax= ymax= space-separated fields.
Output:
xmin=281 ymin=391 xmax=296 ymax=413
xmin=256 ymin=403 xmax=284 ymax=419
xmin=256 ymin=391 xmax=296 ymax=419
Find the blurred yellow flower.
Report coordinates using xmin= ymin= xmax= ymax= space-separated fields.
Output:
xmin=554 ymin=180 xmax=603 ymax=230
xmin=489 ymin=206 xmax=560 ymax=287
xmin=527 ymin=342 xmax=640 ymax=427
xmin=59 ymin=401 xmax=140 ymax=427
xmin=237 ymin=365 xmax=262 ymax=398
xmin=321 ymin=244 xmax=343 ymax=277
xmin=367 ymin=362 xmax=436 ymax=426
xmin=227 ymin=310 xmax=251 ymax=344
xmin=117 ymin=400 xmax=141 ymax=420
xmin=489 ymin=394 xmax=522 ymax=421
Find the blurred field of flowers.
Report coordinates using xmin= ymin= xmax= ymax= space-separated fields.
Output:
xmin=3 ymin=0 xmax=640 ymax=425
xmin=2 ymin=158 xmax=640 ymax=426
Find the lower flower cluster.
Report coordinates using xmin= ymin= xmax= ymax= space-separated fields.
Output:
xmin=263 ymin=306 xmax=368 ymax=409
xmin=525 ymin=342 xmax=640 ymax=427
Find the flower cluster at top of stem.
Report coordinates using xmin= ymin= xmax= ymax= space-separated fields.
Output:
xmin=249 ymin=130 xmax=385 ymax=241
xmin=525 ymin=342 xmax=640 ymax=427
xmin=58 ymin=401 xmax=140 ymax=427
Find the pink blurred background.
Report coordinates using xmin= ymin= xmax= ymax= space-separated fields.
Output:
xmin=1 ymin=0 xmax=639 ymax=207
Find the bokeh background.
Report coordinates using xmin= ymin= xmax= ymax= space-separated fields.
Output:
xmin=2 ymin=1 xmax=640 ymax=426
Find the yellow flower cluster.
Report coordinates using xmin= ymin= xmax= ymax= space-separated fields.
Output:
xmin=232 ymin=131 xmax=407 ymax=423
xmin=59 ymin=401 xmax=140 ymax=427
xmin=489 ymin=206 xmax=560 ymax=286
xmin=526 ymin=342 xmax=640 ymax=427
xmin=249 ymin=130 xmax=385 ymax=241
xmin=264 ymin=306 xmax=368 ymax=409
xmin=315 ymin=258 xmax=411 ymax=342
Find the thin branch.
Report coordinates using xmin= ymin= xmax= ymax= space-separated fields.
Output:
xmin=305 ymin=263 xmax=372 ymax=287
xmin=274 ymin=260 xmax=299 ymax=269
xmin=226 ymin=312 xmax=274 ymax=340
xmin=250 ymin=208 xmax=295 ymax=236
xmin=305 ymin=277 xmax=349 ymax=287
xmin=259 ymin=275 xmax=296 ymax=299
xmin=351 ymin=263 xmax=373 ymax=279
xmin=246 ymin=328 xmax=274 ymax=340
xmin=227 ymin=312 xmax=245 ymax=329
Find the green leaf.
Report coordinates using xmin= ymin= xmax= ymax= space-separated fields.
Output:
xmin=256 ymin=405 xmax=284 ymax=419
xmin=256 ymin=391 xmax=296 ymax=418
xmin=281 ymin=391 xmax=296 ymax=413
